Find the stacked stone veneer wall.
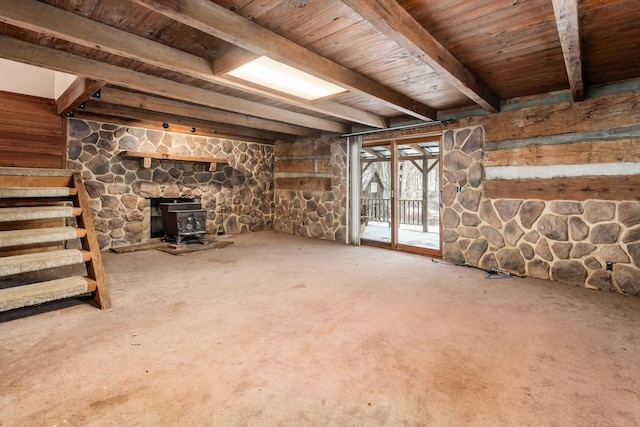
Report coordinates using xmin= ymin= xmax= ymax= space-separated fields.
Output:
xmin=67 ymin=119 xmax=274 ymax=249
xmin=442 ymin=126 xmax=640 ymax=296
xmin=273 ymin=138 xmax=348 ymax=242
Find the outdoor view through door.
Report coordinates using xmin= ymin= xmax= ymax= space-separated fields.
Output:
xmin=360 ymin=138 xmax=441 ymax=255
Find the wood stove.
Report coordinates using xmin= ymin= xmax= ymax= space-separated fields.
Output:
xmin=159 ymin=201 xmax=207 ymax=244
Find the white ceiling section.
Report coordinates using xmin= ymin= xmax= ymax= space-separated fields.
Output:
xmin=0 ymin=58 xmax=76 ymax=99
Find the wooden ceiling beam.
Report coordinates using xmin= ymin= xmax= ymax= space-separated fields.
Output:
xmin=214 ymin=48 xmax=259 ymax=76
xmin=98 ymin=87 xmax=318 ymax=138
xmin=130 ymin=0 xmax=438 ymax=121
xmin=0 ymin=36 xmax=349 ymax=134
xmin=362 ymin=154 xmax=436 ymax=163
xmin=73 ymin=111 xmax=280 ymax=145
xmin=406 ymin=144 xmax=430 ymax=156
xmin=78 ymin=101 xmax=285 ymax=144
xmin=341 ymin=0 xmax=501 ymax=113
xmin=56 ymin=78 xmax=105 ymax=116
xmin=362 ymin=147 xmax=382 ymax=158
xmin=0 ymin=0 xmax=381 ymax=128
xmin=552 ymin=0 xmax=585 ymax=101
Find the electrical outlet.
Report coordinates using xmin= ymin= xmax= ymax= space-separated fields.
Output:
xmin=606 ymin=261 xmax=613 ymax=271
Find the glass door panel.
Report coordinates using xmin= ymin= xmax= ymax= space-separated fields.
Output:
xmin=360 ymin=144 xmax=393 ymax=246
xmin=396 ymin=142 xmax=440 ymax=251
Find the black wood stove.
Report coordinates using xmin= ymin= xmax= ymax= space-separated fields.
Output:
xmin=159 ymin=201 xmax=207 ymax=244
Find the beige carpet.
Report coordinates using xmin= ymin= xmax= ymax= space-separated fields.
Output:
xmin=0 ymin=231 xmax=639 ymax=426
xmin=0 ymin=276 xmax=90 ymax=312
xmin=0 ymin=249 xmax=84 ymax=276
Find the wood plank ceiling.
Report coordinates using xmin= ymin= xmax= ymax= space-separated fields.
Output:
xmin=0 ymin=0 xmax=639 ymax=143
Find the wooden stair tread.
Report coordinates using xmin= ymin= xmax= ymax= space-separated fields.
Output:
xmin=0 ymin=167 xmax=74 ymax=177
xmin=0 ymin=276 xmax=96 ymax=312
xmin=0 ymin=168 xmax=111 ymax=311
xmin=0 ymin=187 xmax=77 ymax=198
xmin=0 ymin=249 xmax=91 ymax=277
xmin=0 ymin=206 xmax=81 ymax=222
xmin=0 ymin=227 xmax=85 ymax=248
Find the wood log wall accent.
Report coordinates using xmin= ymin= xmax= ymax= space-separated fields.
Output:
xmin=0 ymin=91 xmax=65 ymax=168
xmin=274 ymin=138 xmax=333 ymax=191
xmin=479 ymin=90 xmax=640 ymax=143
xmin=484 ymin=137 xmax=640 ymax=167
xmin=273 ymin=137 xmax=348 ymax=242
xmin=483 ymin=175 xmax=640 ymax=202
xmin=480 ymin=89 xmax=640 ymax=202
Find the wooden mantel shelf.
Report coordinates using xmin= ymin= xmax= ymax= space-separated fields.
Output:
xmin=123 ymin=151 xmax=228 ymax=171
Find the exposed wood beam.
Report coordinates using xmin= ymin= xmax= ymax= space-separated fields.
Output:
xmin=79 ymin=101 xmax=284 ymax=144
xmin=341 ymin=0 xmax=500 ymax=113
xmin=98 ymin=87 xmax=317 ymax=138
xmin=56 ymin=78 xmax=104 ymax=116
xmin=409 ymin=159 xmax=423 ymax=174
xmin=0 ymin=36 xmax=349 ymax=134
xmin=0 ymin=0 xmax=377 ymax=128
xmin=552 ymin=0 xmax=584 ymax=101
xmin=72 ymin=111 xmax=283 ymax=144
xmin=362 ymin=154 xmax=436 ymax=163
xmin=398 ymin=153 xmax=437 ymax=161
xmin=214 ymin=48 xmax=259 ymax=76
xmin=405 ymin=143 xmax=430 ymax=156
xmin=426 ymin=159 xmax=439 ymax=174
xmin=362 ymin=147 xmax=382 ymax=158
xmin=130 ymin=0 xmax=437 ymax=121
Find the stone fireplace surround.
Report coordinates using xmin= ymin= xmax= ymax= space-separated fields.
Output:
xmin=67 ymin=119 xmax=274 ymax=250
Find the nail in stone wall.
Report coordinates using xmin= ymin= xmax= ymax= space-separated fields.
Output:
xmin=441 ymin=126 xmax=640 ymax=296
xmin=67 ymin=119 xmax=274 ymax=249
xmin=273 ymin=138 xmax=348 ymax=242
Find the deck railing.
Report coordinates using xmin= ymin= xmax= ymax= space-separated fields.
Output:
xmin=362 ymin=197 xmax=391 ymax=222
xmin=362 ymin=198 xmax=424 ymax=225
xmin=399 ymin=199 xmax=422 ymax=225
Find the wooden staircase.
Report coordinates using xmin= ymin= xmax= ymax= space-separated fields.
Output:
xmin=0 ymin=167 xmax=111 ymax=312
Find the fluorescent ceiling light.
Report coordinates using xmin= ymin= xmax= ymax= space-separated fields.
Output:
xmin=227 ymin=56 xmax=346 ymax=101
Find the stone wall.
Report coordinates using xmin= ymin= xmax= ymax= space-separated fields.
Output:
xmin=273 ymin=138 xmax=348 ymax=242
xmin=442 ymin=126 xmax=640 ymax=296
xmin=67 ymin=119 xmax=274 ymax=249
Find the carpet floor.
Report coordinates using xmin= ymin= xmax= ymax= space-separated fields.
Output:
xmin=1 ymin=230 xmax=639 ymax=426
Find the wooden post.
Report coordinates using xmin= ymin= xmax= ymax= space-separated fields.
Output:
xmin=422 ymin=156 xmax=429 ymax=232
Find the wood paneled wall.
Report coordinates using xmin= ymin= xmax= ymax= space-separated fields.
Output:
xmin=0 ymin=91 xmax=65 ymax=169
xmin=274 ymin=138 xmax=332 ymax=191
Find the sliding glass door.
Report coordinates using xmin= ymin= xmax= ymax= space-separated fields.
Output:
xmin=360 ymin=137 xmax=441 ymax=256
